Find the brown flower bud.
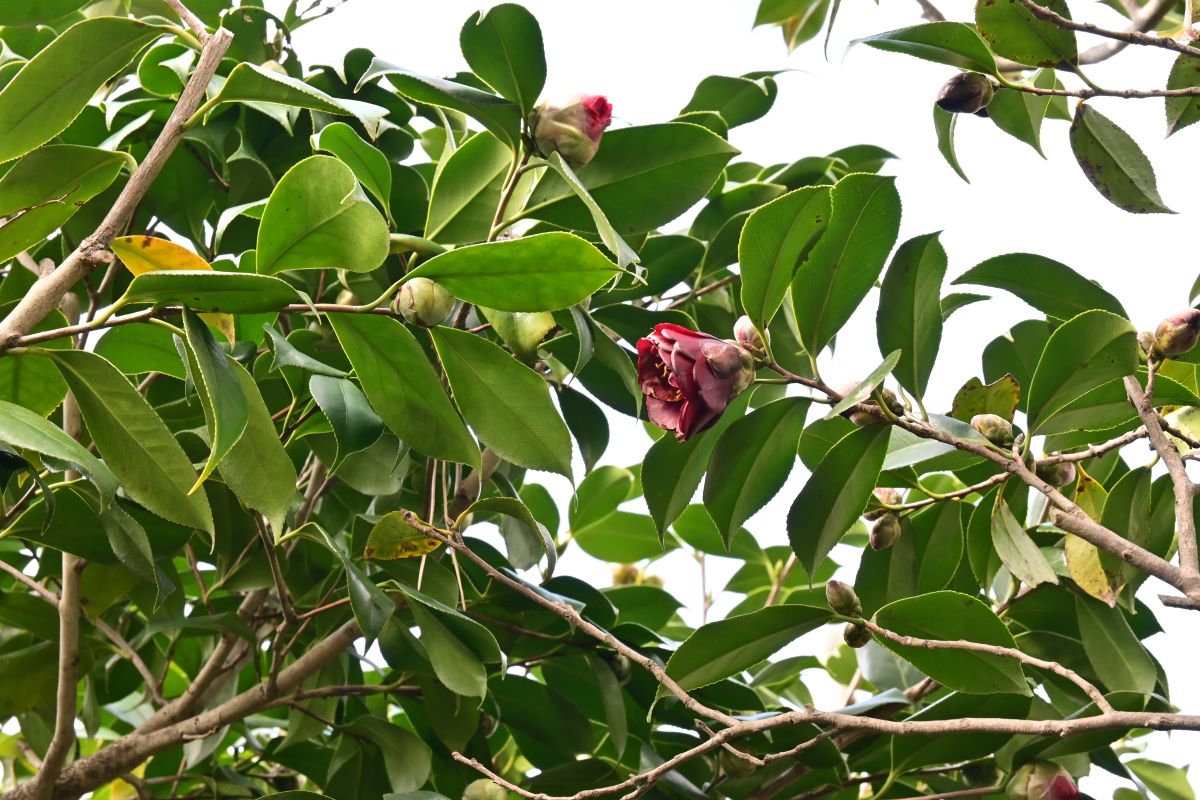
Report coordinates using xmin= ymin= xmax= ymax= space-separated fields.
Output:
xmin=612 ymin=564 xmax=640 ymax=586
xmin=394 ymin=277 xmax=454 ymax=327
xmin=733 ymin=315 xmax=767 ymax=357
xmin=1036 ymin=461 xmax=1077 ymax=488
xmin=826 ymin=580 xmax=863 ymax=617
xmin=463 ymin=779 xmax=508 ymax=800
xmin=844 ymin=622 xmax=872 ymax=648
xmin=1006 ymin=762 xmax=1079 ymax=800
xmin=864 ymin=487 xmax=902 ymax=521
xmin=971 ymin=413 xmax=1015 ymax=448
xmin=937 ymin=72 xmax=995 ymax=114
xmin=1153 ymin=308 xmax=1200 ymax=358
xmin=870 ymin=513 xmax=902 ymax=550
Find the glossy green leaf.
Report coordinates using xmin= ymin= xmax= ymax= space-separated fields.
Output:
xmin=975 ymin=0 xmax=1077 ymax=67
xmin=0 ymin=17 xmax=168 ymax=164
xmin=1075 ymin=594 xmax=1156 ymax=695
xmin=1026 ymin=310 xmax=1139 ymax=433
xmin=0 ymin=399 xmax=118 ymax=504
xmin=788 ymin=422 xmax=891 ymax=576
xmin=987 ymin=85 xmax=1053 ymax=156
xmin=337 ymin=548 xmax=393 ymax=644
xmin=0 ymin=306 xmax=69 ymax=416
xmin=661 ymin=604 xmax=831 ymax=694
xmin=791 ymin=174 xmax=901 ymax=356
xmin=1098 ymin=467 xmax=1153 ymax=586
xmin=329 ymin=315 xmax=480 ymax=469
xmin=1165 ymin=54 xmax=1200 ymax=136
xmin=182 ymin=307 xmax=249 ymax=492
xmin=93 ymin=325 xmax=185 ymax=380
xmin=1070 ymin=104 xmax=1173 ymax=214
xmin=933 ymin=104 xmax=969 ymax=183
xmin=891 ymin=690 xmax=1032 ymax=770
xmin=0 ymin=0 xmax=89 ymax=24
xmin=310 ymin=375 xmax=384 ymax=470
xmin=424 ymin=131 xmax=511 ymax=244
xmin=311 ymin=122 xmax=393 ymax=221
xmin=825 ymin=350 xmax=902 ymax=420
xmin=954 ymin=253 xmax=1126 ymax=319
xmin=460 ymin=495 xmax=554 ymax=573
xmin=575 ymin=513 xmax=672 ymax=562
xmin=345 ymin=717 xmax=432 ymax=795
xmin=123 ymin=270 xmax=300 ymax=313
xmin=264 ymin=325 xmax=346 ymax=378
xmin=941 ymin=291 xmax=988 ymax=321
xmin=405 ymin=233 xmax=619 ymax=312
xmin=704 ymin=397 xmax=810 ymax=547
xmin=1126 ymin=759 xmax=1197 ymax=800
xmin=47 ymin=350 xmax=213 ymax=533
xmin=991 ymin=498 xmax=1058 ymax=587
xmin=256 ymin=155 xmax=390 ymax=274
xmin=431 ymin=326 xmax=572 ymax=477
xmin=585 ymin=652 xmax=628 ymax=755
xmin=873 ymin=591 xmax=1029 ymax=694
xmin=739 ymin=186 xmax=832 ymax=329
xmin=460 ymin=3 xmax=545 ymax=114
xmin=855 ymin=22 xmax=998 ymax=74
xmin=877 ymin=232 xmax=946 ymax=400
xmin=680 ymin=73 xmax=778 ymax=128
xmin=541 ymin=153 xmax=640 ymax=270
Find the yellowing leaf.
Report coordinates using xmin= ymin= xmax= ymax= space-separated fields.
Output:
xmin=1066 ymin=466 xmax=1121 ymax=606
xmin=364 ymin=510 xmax=445 ymax=559
xmin=110 ymin=235 xmax=235 ymax=343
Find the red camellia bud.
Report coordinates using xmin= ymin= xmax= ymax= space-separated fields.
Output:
xmin=1006 ymin=762 xmax=1079 ymax=800
xmin=637 ymin=323 xmax=755 ymax=442
xmin=531 ymin=94 xmax=613 ymax=167
xmin=1153 ymin=308 xmax=1200 ymax=358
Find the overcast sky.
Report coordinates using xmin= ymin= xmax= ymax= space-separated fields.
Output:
xmin=283 ymin=0 xmax=1200 ymax=792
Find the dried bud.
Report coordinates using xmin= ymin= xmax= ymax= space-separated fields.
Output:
xmin=936 ymin=72 xmax=995 ymax=114
xmin=1006 ymin=762 xmax=1079 ymax=800
xmin=642 ymin=574 xmax=664 ymax=589
xmin=826 ymin=580 xmax=863 ymax=617
xmin=844 ymin=622 xmax=872 ymax=649
xmin=864 ymin=487 xmax=902 ymax=521
xmin=971 ymin=413 xmax=1015 ymax=448
xmin=733 ymin=315 xmax=767 ymax=357
xmin=463 ymin=779 xmax=508 ymax=800
xmin=612 ymin=563 xmax=640 ymax=586
xmin=1036 ymin=460 xmax=1077 ymax=488
xmin=531 ymin=94 xmax=612 ymax=167
xmin=394 ymin=277 xmax=454 ymax=327
xmin=964 ymin=762 xmax=1000 ymax=788
xmin=478 ymin=712 xmax=500 ymax=737
xmin=1153 ymin=308 xmax=1200 ymax=358
xmin=870 ymin=513 xmax=902 ymax=550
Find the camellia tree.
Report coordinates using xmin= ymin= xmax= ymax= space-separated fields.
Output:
xmin=2 ymin=1 xmax=1200 ymax=799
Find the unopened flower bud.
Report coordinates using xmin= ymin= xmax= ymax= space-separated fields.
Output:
xmin=1153 ymin=308 xmax=1200 ymax=358
xmin=394 ymin=277 xmax=454 ymax=327
xmin=603 ymin=651 xmax=632 ymax=684
xmin=870 ymin=513 xmax=902 ymax=550
xmin=936 ymin=72 xmax=994 ymax=114
xmin=1036 ymin=460 xmax=1077 ymax=488
xmin=463 ymin=779 xmax=508 ymax=800
xmin=964 ymin=762 xmax=1000 ymax=788
xmin=864 ymin=487 xmax=902 ymax=521
xmin=825 ymin=580 xmax=863 ymax=617
xmin=844 ymin=622 xmax=871 ymax=649
xmin=733 ymin=315 xmax=767 ymax=357
xmin=1006 ymin=762 xmax=1079 ymax=800
xmin=642 ymin=574 xmax=664 ymax=588
xmin=612 ymin=564 xmax=640 ymax=586
xmin=531 ymin=95 xmax=613 ymax=167
xmin=478 ymin=712 xmax=500 ymax=737
xmin=971 ymin=413 xmax=1015 ymax=448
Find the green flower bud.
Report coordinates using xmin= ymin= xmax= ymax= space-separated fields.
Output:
xmin=394 ymin=277 xmax=454 ymax=327
xmin=864 ymin=487 xmax=902 ymax=521
xmin=971 ymin=413 xmax=1015 ymax=448
xmin=826 ymin=580 xmax=863 ymax=616
xmin=611 ymin=564 xmax=640 ymax=586
xmin=463 ymin=779 xmax=508 ymax=800
xmin=844 ymin=622 xmax=872 ymax=648
xmin=936 ymin=72 xmax=995 ymax=114
xmin=870 ymin=513 xmax=902 ymax=550
xmin=1153 ymin=308 xmax=1200 ymax=358
xmin=531 ymin=95 xmax=612 ymax=167
xmin=1036 ymin=460 xmax=1077 ymax=488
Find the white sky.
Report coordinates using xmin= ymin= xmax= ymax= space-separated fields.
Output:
xmin=284 ymin=0 xmax=1200 ymax=794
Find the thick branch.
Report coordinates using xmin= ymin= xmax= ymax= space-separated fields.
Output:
xmin=33 ymin=553 xmax=82 ymax=800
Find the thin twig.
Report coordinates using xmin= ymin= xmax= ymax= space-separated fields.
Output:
xmin=1015 ymin=0 xmax=1200 ymax=59
xmin=162 ymin=0 xmax=210 ymax=40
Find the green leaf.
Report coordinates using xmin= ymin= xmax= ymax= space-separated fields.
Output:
xmin=205 ymin=63 xmax=389 ymax=137
xmin=975 ymin=0 xmax=1077 ymax=67
xmin=933 ymin=104 xmax=969 ymax=183
xmin=738 ymin=185 xmax=832 ymax=330
xmin=954 ymin=253 xmax=1126 ymax=319
xmin=877 ymin=232 xmax=947 ymax=400
xmin=541 ymin=153 xmax=640 ymax=270
xmin=1098 ymin=467 xmax=1153 ymax=587
xmin=460 ymin=495 xmax=554 ymax=573
xmin=991 ymin=498 xmax=1058 ymax=587
xmin=949 ymin=374 xmax=1021 ymax=422
xmin=311 ymin=122 xmax=393 ymax=222
xmin=680 ymin=73 xmax=778 ymax=128
xmin=0 ymin=400 xmax=118 ymax=504
xmin=364 ymin=511 xmax=443 ymax=560
xmin=338 ymin=548 xmax=393 ymax=645
xmin=264 ymin=325 xmax=346 ymax=378
xmin=1075 ymin=594 xmax=1156 ymax=695
xmin=424 ymin=131 xmax=511 ymax=244
xmin=585 ymin=652 xmax=628 ymax=755
xmin=0 ymin=0 xmax=89 ymax=24
xmin=357 ymin=59 xmax=522 ymax=148
xmin=987 ymin=86 xmax=1052 ymax=156
xmin=309 ymin=375 xmax=384 ymax=470
xmin=661 ymin=604 xmax=831 ymax=694
xmin=430 ymin=326 xmax=572 ymax=478
xmin=788 ymin=422 xmax=891 ymax=576
xmin=941 ymin=291 xmax=988 ymax=321
xmin=1026 ymin=310 xmax=1139 ymax=433
xmin=825 ymin=350 xmax=902 ymax=420
xmin=521 ymin=122 xmax=739 ymax=235
xmin=1165 ymin=54 xmax=1200 ymax=136
xmin=218 ymin=361 xmax=297 ymax=534
xmin=459 ymin=3 xmax=546 ymax=115
xmin=0 ymin=145 xmax=131 ymax=263
xmin=256 ymin=155 xmax=390 ymax=274
xmin=344 ymin=717 xmax=432 ymax=795
xmin=98 ymin=501 xmax=161 ymax=601
xmin=704 ymin=397 xmax=810 ymax=547
xmin=558 ymin=386 xmax=608 ymax=473
xmin=575 ymin=512 xmax=671 ymax=562
xmin=0 ymin=17 xmax=168 ymax=164
xmin=1069 ymin=104 xmax=1173 ymax=214
xmin=891 ymin=690 xmax=1032 ymax=770
xmin=855 ymin=22 xmax=998 ymax=74
xmin=873 ymin=591 xmax=1029 ymax=695
xmin=405 ymin=233 xmax=620 ymax=312
xmin=123 ymin=270 xmax=300 ymax=313
xmin=0 ymin=306 xmax=69 ymax=416
xmin=329 ymin=315 xmax=479 ymax=469
xmin=182 ymin=308 xmax=249 ymax=492
xmin=1126 ymin=759 xmax=1197 ymax=800
xmin=791 ymin=174 xmax=902 ymax=357
xmin=47 ymin=350 xmax=213 ymax=533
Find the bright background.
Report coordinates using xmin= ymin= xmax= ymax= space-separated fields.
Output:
xmin=282 ymin=0 xmax=1200 ymax=794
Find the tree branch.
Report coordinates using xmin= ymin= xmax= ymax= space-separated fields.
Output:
xmin=1015 ymin=0 xmax=1200 ymax=59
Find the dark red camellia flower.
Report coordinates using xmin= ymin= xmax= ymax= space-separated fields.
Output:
xmin=637 ymin=323 xmax=754 ymax=442
xmin=1047 ymin=775 xmax=1079 ymax=800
